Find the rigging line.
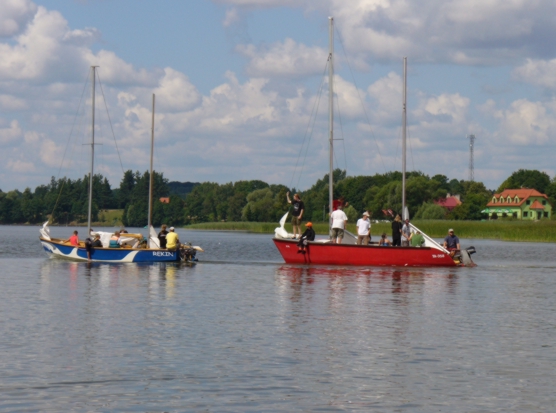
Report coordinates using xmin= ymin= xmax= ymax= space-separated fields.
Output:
xmin=295 ymin=77 xmax=327 ymax=190
xmin=290 ymin=61 xmax=329 ymax=189
xmin=334 ymin=90 xmax=348 ymax=176
xmin=97 ymin=71 xmax=125 ymax=176
xmin=56 ymin=71 xmax=89 ymax=179
xmin=50 ymin=71 xmax=90 ymax=222
xmin=335 ymin=25 xmax=387 ymax=174
xmin=407 ymin=127 xmax=416 ymax=172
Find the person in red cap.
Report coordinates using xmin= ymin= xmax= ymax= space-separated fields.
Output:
xmin=297 ymin=222 xmax=316 ymax=254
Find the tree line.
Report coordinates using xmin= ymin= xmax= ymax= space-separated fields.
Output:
xmin=1 ymin=168 xmax=554 ymax=225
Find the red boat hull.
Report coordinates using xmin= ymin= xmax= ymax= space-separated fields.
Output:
xmin=273 ymin=238 xmax=458 ymax=267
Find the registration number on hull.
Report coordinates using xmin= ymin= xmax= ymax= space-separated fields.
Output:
xmin=153 ymin=251 xmax=174 ymax=257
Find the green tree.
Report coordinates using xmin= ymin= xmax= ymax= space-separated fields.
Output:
xmin=497 ymin=169 xmax=551 ymax=194
xmin=414 ymin=203 xmax=446 ymax=219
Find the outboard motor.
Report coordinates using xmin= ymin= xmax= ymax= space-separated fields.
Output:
xmin=459 ymin=246 xmax=477 ymax=266
xmin=179 ymin=243 xmax=198 ymax=262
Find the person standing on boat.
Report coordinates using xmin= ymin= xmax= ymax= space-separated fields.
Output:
xmin=286 ymin=192 xmax=304 ymax=239
xmin=166 ymin=227 xmax=180 ymax=251
xmin=64 ymin=230 xmax=79 ymax=246
xmin=158 ymin=224 xmax=169 ymax=249
xmin=443 ymin=228 xmax=460 ymax=257
xmin=391 ymin=215 xmax=403 ymax=246
xmin=297 ymin=222 xmax=316 ymax=254
xmin=333 ymin=196 xmax=349 ymax=211
xmin=330 ymin=205 xmax=348 ymax=244
xmin=356 ymin=211 xmax=371 ymax=245
xmin=401 ymin=218 xmax=411 ymax=247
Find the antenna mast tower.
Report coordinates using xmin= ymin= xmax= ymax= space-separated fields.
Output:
xmin=468 ymin=134 xmax=476 ymax=181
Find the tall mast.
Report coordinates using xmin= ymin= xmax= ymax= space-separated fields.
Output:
xmin=87 ymin=66 xmax=97 ymax=234
xmin=328 ymin=17 xmax=334 ymax=222
xmin=402 ymin=57 xmax=407 ymax=220
xmin=147 ymin=94 xmax=155 ymax=246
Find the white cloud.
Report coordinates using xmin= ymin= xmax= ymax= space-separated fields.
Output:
xmin=0 ymin=0 xmax=37 ymax=37
xmin=237 ymin=38 xmax=328 ymax=77
xmin=223 ymin=7 xmax=240 ymax=27
xmin=7 ymin=159 xmax=35 ymax=173
xmin=0 ymin=94 xmax=27 ymax=110
xmin=0 ymin=120 xmax=22 ymax=144
xmin=0 ymin=5 xmax=152 ymax=85
xmin=214 ymin=0 xmax=300 ymax=7
xmin=494 ymin=99 xmax=556 ymax=145
xmin=153 ymin=68 xmax=201 ymax=112
xmin=40 ymin=138 xmax=65 ymax=168
xmin=513 ymin=58 xmax=556 ymax=89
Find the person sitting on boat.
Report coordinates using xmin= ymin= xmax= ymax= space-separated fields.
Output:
xmin=120 ymin=228 xmax=128 ymax=234
xmin=166 ymin=227 xmax=180 ymax=251
xmin=443 ymin=228 xmax=460 ymax=257
xmin=391 ymin=215 xmax=402 ymax=246
xmin=356 ymin=211 xmax=371 ymax=245
xmin=379 ymin=233 xmax=392 ymax=246
xmin=401 ymin=218 xmax=411 ymax=247
xmin=410 ymin=230 xmax=425 ymax=247
xmin=109 ymin=231 xmax=121 ymax=248
xmin=286 ymin=192 xmax=304 ymax=239
xmin=64 ymin=230 xmax=79 ymax=246
xmin=333 ymin=196 xmax=349 ymax=211
xmin=330 ymin=204 xmax=348 ymax=244
xmin=92 ymin=234 xmax=103 ymax=247
xmin=297 ymin=222 xmax=316 ymax=254
xmin=158 ymin=224 xmax=168 ymax=249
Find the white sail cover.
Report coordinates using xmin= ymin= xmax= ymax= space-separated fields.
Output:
xmin=39 ymin=221 xmax=51 ymax=240
xmin=149 ymin=225 xmax=160 ymax=248
xmin=274 ymin=211 xmax=292 ymax=238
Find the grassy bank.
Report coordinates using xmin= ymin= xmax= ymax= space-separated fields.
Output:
xmin=185 ymin=220 xmax=556 ymax=242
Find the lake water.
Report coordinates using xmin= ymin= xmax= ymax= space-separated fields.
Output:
xmin=1 ymin=226 xmax=555 ymax=412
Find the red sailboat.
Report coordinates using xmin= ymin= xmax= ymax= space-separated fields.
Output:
xmin=273 ymin=18 xmax=475 ymax=267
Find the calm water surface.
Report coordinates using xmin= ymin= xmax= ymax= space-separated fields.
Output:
xmin=0 ymin=226 xmax=555 ymax=412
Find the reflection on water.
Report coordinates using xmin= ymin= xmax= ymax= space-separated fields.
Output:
xmin=1 ymin=230 xmax=556 ymax=411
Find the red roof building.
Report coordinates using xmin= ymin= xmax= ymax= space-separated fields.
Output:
xmin=434 ymin=194 xmax=462 ymax=211
xmin=484 ymin=188 xmax=552 ymax=220
xmin=159 ymin=197 xmax=170 ymax=204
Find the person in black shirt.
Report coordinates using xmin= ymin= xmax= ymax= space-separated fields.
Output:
xmin=158 ymin=224 xmax=169 ymax=249
xmin=297 ymin=222 xmax=315 ymax=254
xmin=287 ymin=191 xmax=304 ymax=239
xmin=91 ymin=234 xmax=103 ymax=247
xmin=391 ymin=214 xmax=403 ymax=246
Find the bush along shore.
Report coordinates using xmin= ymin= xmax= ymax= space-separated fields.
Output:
xmin=185 ymin=219 xmax=556 ymax=243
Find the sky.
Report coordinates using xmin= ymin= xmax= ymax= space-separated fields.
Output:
xmin=2 ymin=0 xmax=556 ymax=192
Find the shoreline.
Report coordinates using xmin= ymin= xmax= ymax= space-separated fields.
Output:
xmin=183 ymin=220 xmax=556 ymax=243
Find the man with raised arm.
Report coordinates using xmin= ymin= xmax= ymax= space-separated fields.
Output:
xmin=286 ymin=192 xmax=304 ymax=239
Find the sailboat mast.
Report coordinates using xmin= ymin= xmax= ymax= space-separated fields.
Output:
xmin=87 ymin=66 xmax=97 ymax=234
xmin=402 ymin=57 xmax=407 ymax=219
xmin=328 ymin=17 xmax=334 ymax=221
xmin=148 ymin=93 xmax=155 ymax=246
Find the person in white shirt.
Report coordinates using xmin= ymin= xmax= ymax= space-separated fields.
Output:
xmin=330 ymin=205 xmax=348 ymax=244
xmin=401 ymin=218 xmax=411 ymax=247
xmin=356 ymin=211 xmax=371 ymax=245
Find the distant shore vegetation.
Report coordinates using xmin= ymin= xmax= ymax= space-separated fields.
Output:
xmin=2 ymin=168 xmax=556 ymax=237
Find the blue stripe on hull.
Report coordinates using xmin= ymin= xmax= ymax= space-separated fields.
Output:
xmin=41 ymin=240 xmax=180 ymax=263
